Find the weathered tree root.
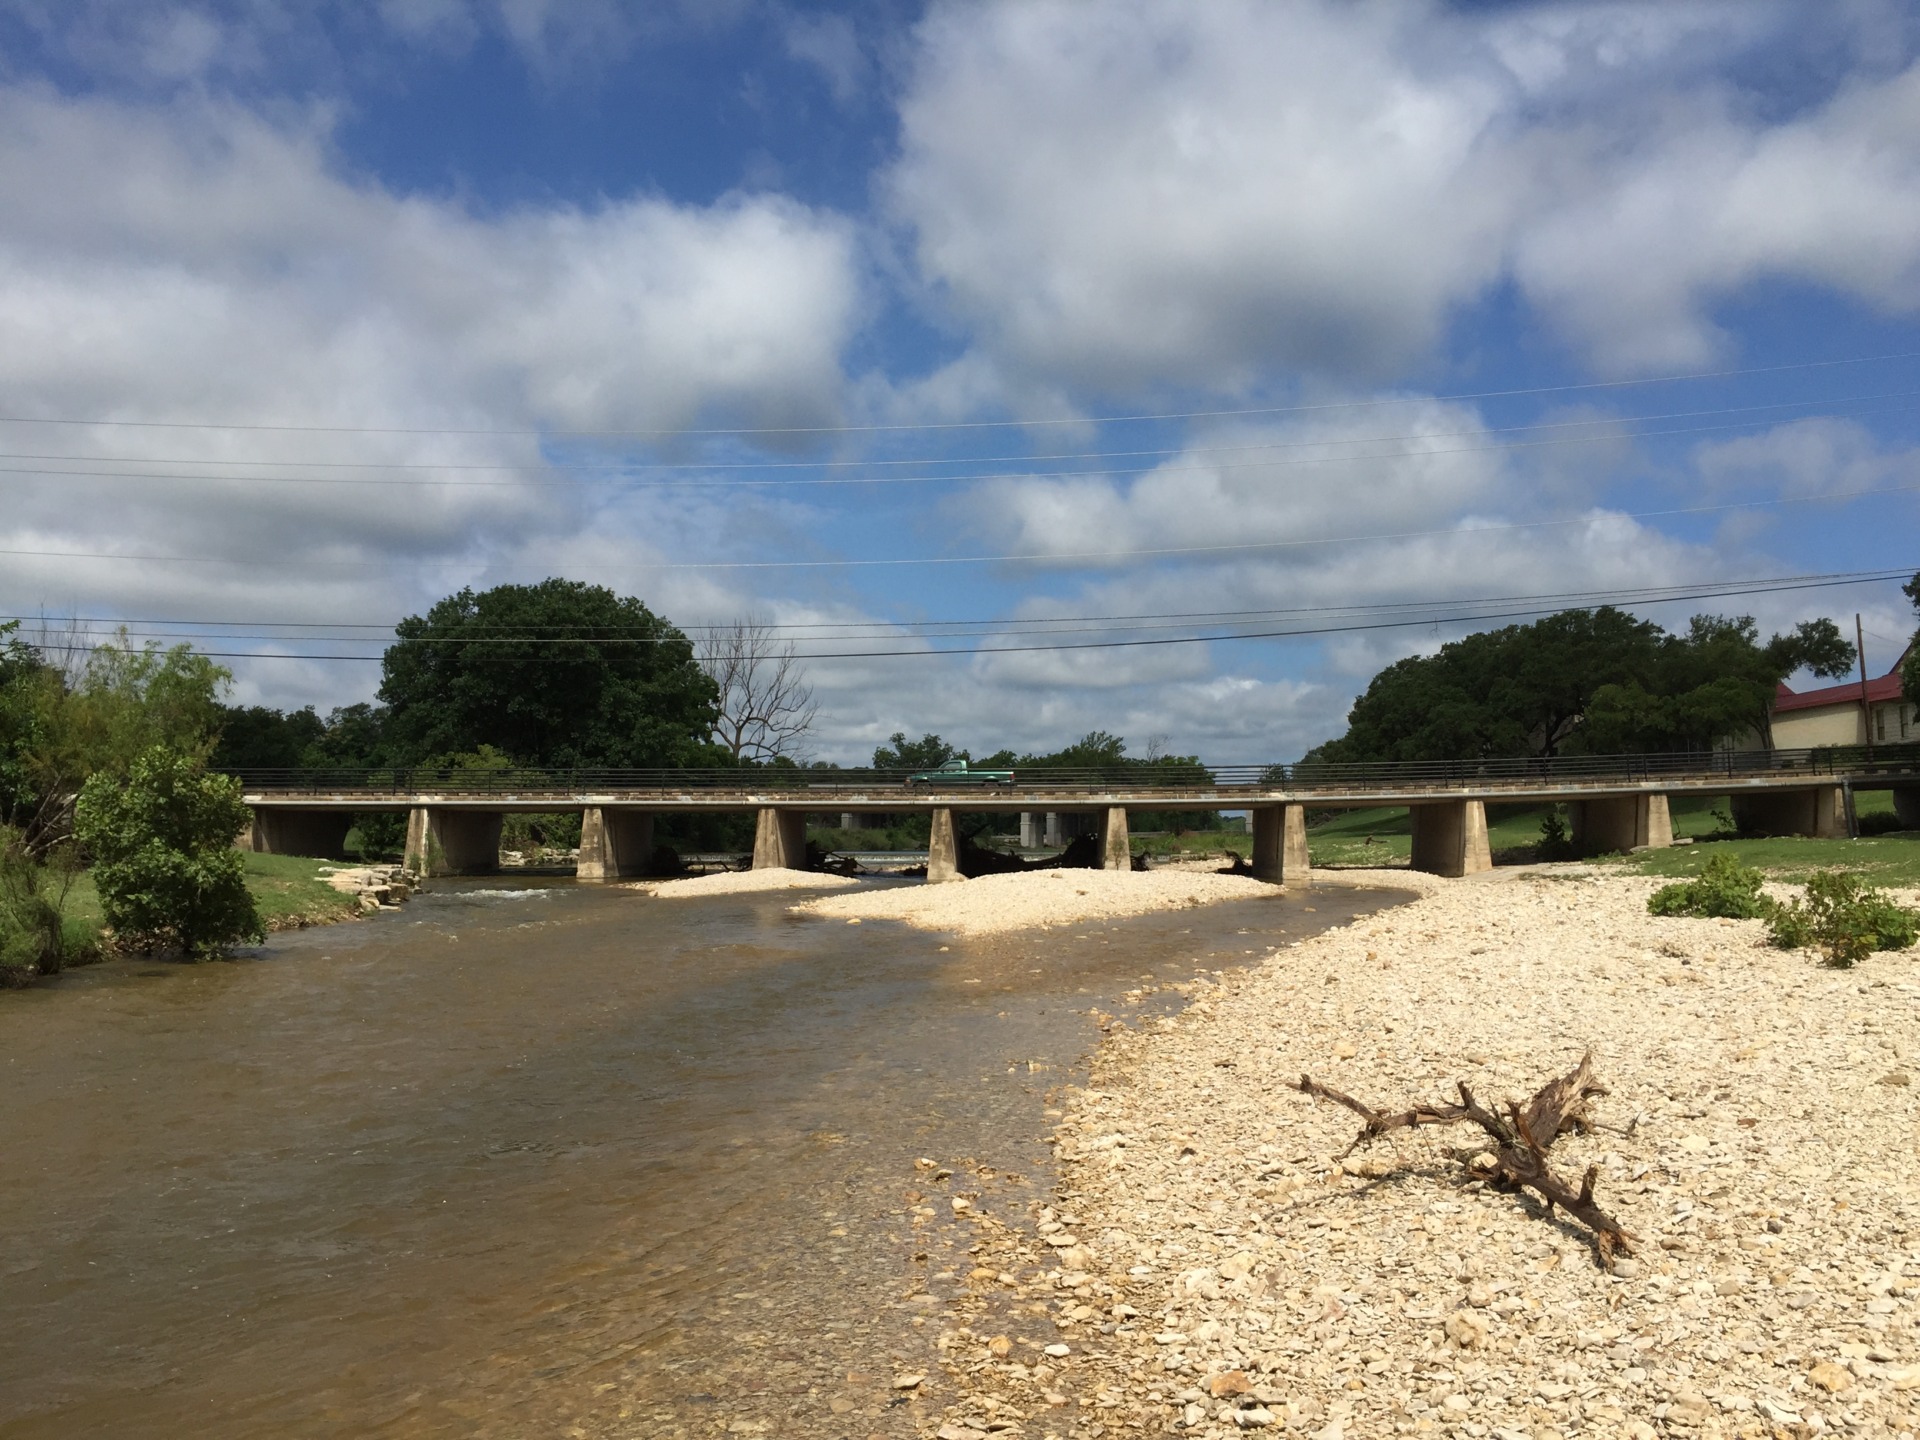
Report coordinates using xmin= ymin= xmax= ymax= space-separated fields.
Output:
xmin=1294 ymin=1052 xmax=1638 ymax=1271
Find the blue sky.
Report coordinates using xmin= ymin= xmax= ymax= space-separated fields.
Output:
xmin=1 ymin=0 xmax=1918 ymax=762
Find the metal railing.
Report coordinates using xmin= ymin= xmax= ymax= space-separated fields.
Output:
xmin=234 ymin=742 xmax=1920 ymax=799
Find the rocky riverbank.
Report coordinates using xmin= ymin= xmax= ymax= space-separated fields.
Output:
xmin=922 ymin=868 xmax=1920 ymax=1440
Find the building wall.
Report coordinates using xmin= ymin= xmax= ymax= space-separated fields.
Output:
xmin=1872 ymin=700 xmax=1916 ymax=744
xmin=1771 ymin=704 xmax=1865 ymax=749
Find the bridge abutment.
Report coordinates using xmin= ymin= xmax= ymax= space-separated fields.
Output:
xmin=1410 ymin=800 xmax=1492 ymax=877
xmin=1569 ymin=794 xmax=1672 ymax=856
xmin=577 ymin=807 xmax=655 ymax=881
xmin=405 ymin=807 xmax=503 ymax=876
xmin=1730 ymin=786 xmax=1846 ymax=838
xmin=751 ymin=808 xmax=807 ymax=870
xmin=1250 ymin=804 xmax=1310 ymax=883
xmin=244 ymin=808 xmax=353 ymax=860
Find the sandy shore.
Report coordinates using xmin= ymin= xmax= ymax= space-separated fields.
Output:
xmin=792 ymin=866 xmax=1310 ymax=936
xmin=628 ymin=866 xmax=860 ymax=897
xmin=923 ymin=869 xmax=1920 ymax=1440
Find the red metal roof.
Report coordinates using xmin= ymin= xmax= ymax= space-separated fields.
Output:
xmin=1773 ymin=641 xmax=1913 ymax=713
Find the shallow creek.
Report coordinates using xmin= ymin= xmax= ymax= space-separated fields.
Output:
xmin=0 ymin=877 xmax=1406 ymax=1438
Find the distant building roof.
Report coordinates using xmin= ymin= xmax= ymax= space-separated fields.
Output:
xmin=1773 ymin=639 xmax=1913 ymax=714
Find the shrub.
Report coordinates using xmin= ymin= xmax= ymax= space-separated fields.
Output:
xmin=74 ymin=747 xmax=263 ymax=957
xmin=0 ymin=828 xmax=88 ymax=987
xmin=1536 ymin=810 xmax=1577 ymax=861
xmin=1646 ymin=851 xmax=1772 ymax=920
xmin=1766 ymin=871 xmax=1920 ymax=969
xmin=1858 ymin=810 xmax=1910 ymax=836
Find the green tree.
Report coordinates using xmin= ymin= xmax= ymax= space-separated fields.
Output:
xmin=378 ymin=580 xmax=719 ymax=769
xmin=1323 ymin=607 xmax=1859 ymax=762
xmin=211 ymin=704 xmax=327 ymax=771
xmin=1 ymin=628 xmax=229 ymax=851
xmin=74 ymin=747 xmax=262 ymax=957
xmin=871 ymin=732 xmax=962 ymax=771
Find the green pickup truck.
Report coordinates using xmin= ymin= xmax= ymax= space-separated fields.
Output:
xmin=905 ymin=758 xmax=1015 ymax=787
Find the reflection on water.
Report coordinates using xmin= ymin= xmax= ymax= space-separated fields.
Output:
xmin=0 ymin=877 xmax=1404 ymax=1438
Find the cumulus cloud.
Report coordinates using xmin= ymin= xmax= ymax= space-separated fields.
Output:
xmin=886 ymin=0 xmax=1920 ymax=393
xmin=1693 ymin=417 xmax=1920 ymax=498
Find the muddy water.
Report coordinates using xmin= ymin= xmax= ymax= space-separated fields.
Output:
xmin=0 ymin=878 xmax=1406 ymax=1438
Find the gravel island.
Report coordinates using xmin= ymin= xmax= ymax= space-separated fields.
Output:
xmin=794 ymin=866 xmax=1295 ymax=937
xmin=922 ymin=869 xmax=1920 ymax=1440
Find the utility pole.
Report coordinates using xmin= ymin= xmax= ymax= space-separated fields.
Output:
xmin=1856 ymin=613 xmax=1873 ymax=755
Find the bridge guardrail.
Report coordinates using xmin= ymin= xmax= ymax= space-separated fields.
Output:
xmin=233 ymin=742 xmax=1920 ymax=798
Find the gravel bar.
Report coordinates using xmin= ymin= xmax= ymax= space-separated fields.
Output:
xmin=629 ymin=866 xmax=860 ymax=897
xmin=921 ymin=869 xmax=1920 ymax=1440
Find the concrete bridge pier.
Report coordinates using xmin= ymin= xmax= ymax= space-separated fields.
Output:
xmin=1730 ymin=786 xmax=1846 ymax=838
xmin=577 ymin=807 xmax=655 ymax=881
xmin=1019 ymin=812 xmax=1040 ymax=848
xmin=245 ymin=808 xmax=353 ymax=860
xmin=405 ymin=807 xmax=503 ymax=877
xmin=1569 ymin=794 xmax=1672 ymax=856
xmin=751 ymin=807 xmax=806 ymax=870
xmin=927 ymin=808 xmax=961 ymax=884
xmin=1097 ymin=807 xmax=1131 ymax=870
xmin=1409 ymin=800 xmax=1492 ymax=878
xmin=1893 ymin=787 xmax=1920 ymax=829
xmin=1249 ymin=804 xmax=1310 ymax=883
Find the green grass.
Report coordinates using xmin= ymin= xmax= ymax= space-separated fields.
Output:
xmin=54 ymin=853 xmax=363 ymax=952
xmin=1602 ymin=833 xmax=1920 ymax=887
xmin=1306 ymin=807 xmax=1411 ymax=866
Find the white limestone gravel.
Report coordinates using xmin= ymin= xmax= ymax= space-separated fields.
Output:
xmin=793 ymin=867 xmax=1287 ymax=937
xmin=629 ymin=866 xmax=860 ymax=897
xmin=921 ymin=868 xmax=1920 ymax=1440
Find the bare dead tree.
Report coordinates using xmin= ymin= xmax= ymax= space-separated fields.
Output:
xmin=1295 ymin=1052 xmax=1638 ymax=1269
xmin=698 ymin=617 xmax=819 ymax=763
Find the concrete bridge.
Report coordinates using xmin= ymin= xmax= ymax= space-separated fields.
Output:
xmin=238 ymin=745 xmax=1920 ymax=885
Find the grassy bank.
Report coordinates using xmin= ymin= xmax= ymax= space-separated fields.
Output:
xmin=1601 ymin=832 xmax=1920 ymax=886
xmin=60 ymin=853 xmax=364 ymax=953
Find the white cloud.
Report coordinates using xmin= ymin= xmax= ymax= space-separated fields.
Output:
xmin=1693 ymin=417 xmax=1920 ymax=498
xmin=886 ymin=0 xmax=1920 ymax=392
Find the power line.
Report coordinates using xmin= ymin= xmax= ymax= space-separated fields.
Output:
xmin=1 ymin=394 xmax=1914 ymax=492
xmin=10 ymin=571 xmax=1902 ymax=646
xmin=0 ymin=388 xmax=1904 ymax=480
xmin=17 ymin=571 xmax=1909 ymax=663
xmin=17 ymin=477 xmax=1917 ymax=573
xmin=0 ymin=349 xmax=1915 ymax=439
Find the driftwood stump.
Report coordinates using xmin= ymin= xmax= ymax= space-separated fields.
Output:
xmin=1294 ymin=1052 xmax=1637 ymax=1270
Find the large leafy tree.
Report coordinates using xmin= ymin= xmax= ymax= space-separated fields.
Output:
xmin=378 ymin=580 xmax=720 ymax=769
xmin=1321 ymin=606 xmax=1857 ymax=762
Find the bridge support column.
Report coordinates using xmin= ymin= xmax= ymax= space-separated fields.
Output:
xmin=1730 ymin=787 xmax=1846 ymax=838
xmin=577 ymin=807 xmax=655 ymax=881
xmin=1250 ymin=804 xmax=1310 ymax=883
xmin=751 ymin=807 xmax=806 ymax=870
xmin=927 ymin=808 xmax=961 ymax=884
xmin=1409 ymin=800 xmax=1492 ymax=878
xmin=404 ymin=807 xmax=503 ymax=877
xmin=1892 ymin=787 xmax=1920 ymax=829
xmin=1569 ymin=794 xmax=1672 ymax=856
xmin=1097 ymin=807 xmax=1131 ymax=871
xmin=1019 ymin=812 xmax=1040 ymax=848
xmin=1043 ymin=812 xmax=1063 ymax=847
xmin=244 ymin=808 xmax=353 ymax=860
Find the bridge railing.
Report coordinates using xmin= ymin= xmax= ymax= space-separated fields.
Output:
xmin=233 ymin=741 xmax=1920 ymax=798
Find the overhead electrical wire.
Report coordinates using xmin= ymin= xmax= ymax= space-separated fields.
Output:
xmin=0 ymin=388 xmax=1908 ymax=484
xmin=5 ymin=479 xmax=1917 ymax=572
xmin=10 ymin=572 xmax=1908 ymax=647
xmin=0 ymin=348 xmax=1913 ymax=438
xmin=10 ymin=571 xmax=1910 ymax=663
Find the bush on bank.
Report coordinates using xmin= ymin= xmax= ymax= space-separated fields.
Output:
xmin=75 ymin=747 xmax=263 ymax=958
xmin=0 ymin=829 xmax=95 ymax=987
xmin=1648 ymin=850 xmax=1919 ymax=968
